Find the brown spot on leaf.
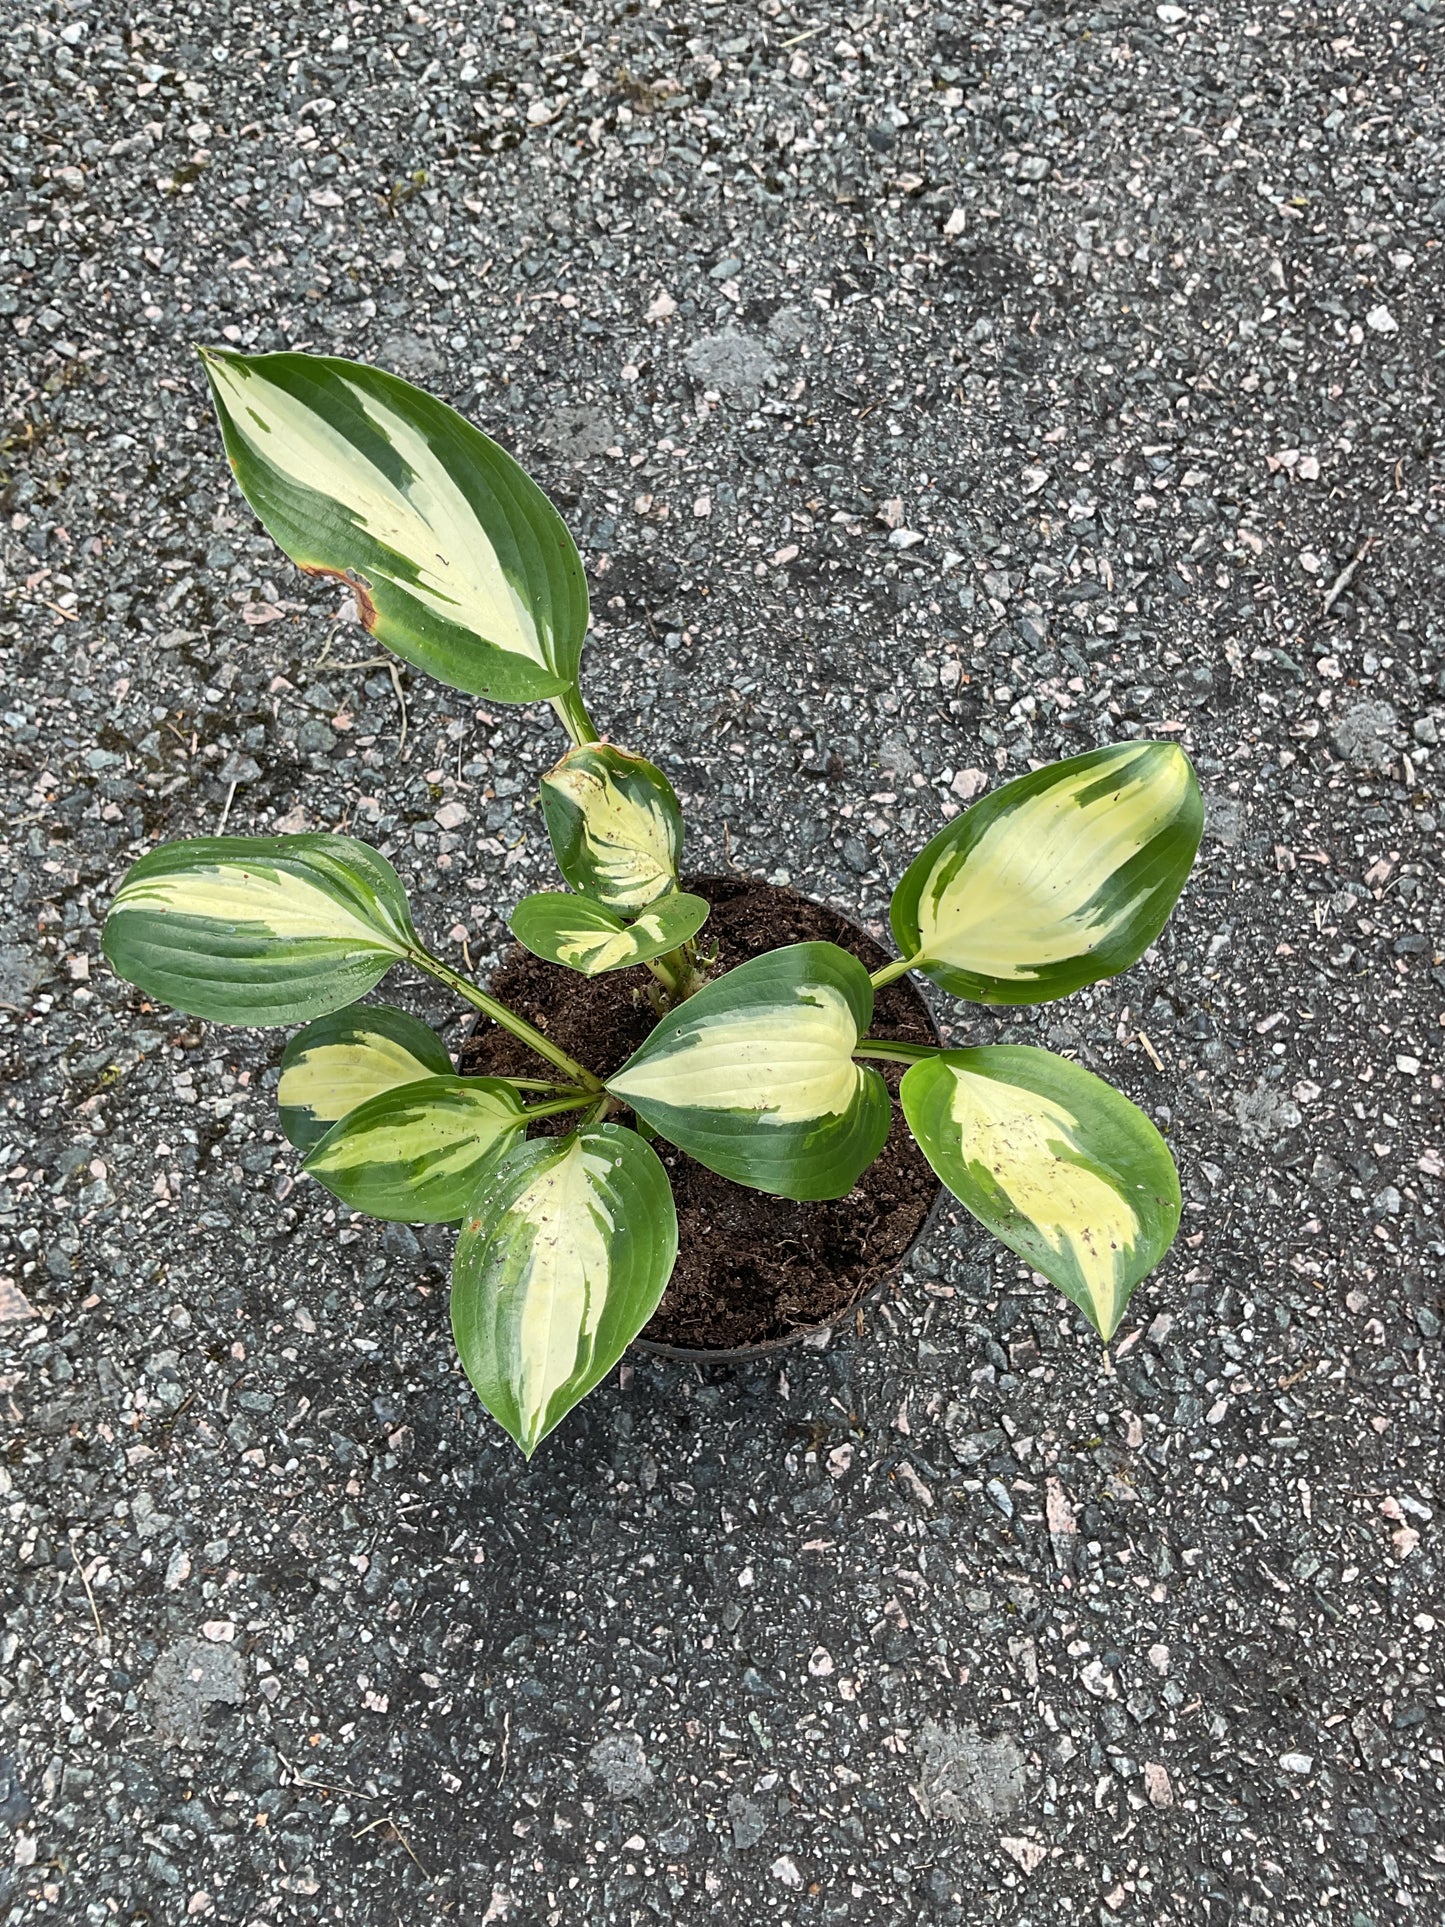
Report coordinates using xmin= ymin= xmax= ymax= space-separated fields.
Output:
xmin=300 ymin=563 xmax=378 ymax=632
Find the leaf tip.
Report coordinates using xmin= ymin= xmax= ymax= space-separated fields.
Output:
xmin=494 ymin=1412 xmax=540 ymax=1459
xmin=1149 ymin=737 xmax=1202 ymax=800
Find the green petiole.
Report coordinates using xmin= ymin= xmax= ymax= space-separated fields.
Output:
xmin=550 ymin=685 xmax=601 ymax=747
xmin=410 ymin=946 xmax=604 ymax=1091
xmin=869 ymin=954 xmax=922 ymax=990
xmin=523 ymin=1092 xmax=602 ymax=1120
xmin=853 ymin=1038 xmax=941 ymax=1066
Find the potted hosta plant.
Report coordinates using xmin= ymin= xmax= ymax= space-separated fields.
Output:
xmin=103 ymin=350 xmax=1203 ymax=1457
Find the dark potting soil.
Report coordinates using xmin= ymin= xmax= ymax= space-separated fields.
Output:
xmin=457 ymin=873 xmax=941 ymax=1351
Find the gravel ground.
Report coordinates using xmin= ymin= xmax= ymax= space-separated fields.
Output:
xmin=2 ymin=2 xmax=1442 ymax=1922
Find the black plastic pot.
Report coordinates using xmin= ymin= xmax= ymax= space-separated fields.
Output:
xmin=462 ymin=877 xmax=946 ymax=1362
xmin=630 ymin=1180 xmax=950 ymax=1362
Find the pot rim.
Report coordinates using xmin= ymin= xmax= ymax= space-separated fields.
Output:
xmin=629 ymin=1177 xmax=950 ymax=1362
xmin=460 ymin=873 xmax=948 ymax=1363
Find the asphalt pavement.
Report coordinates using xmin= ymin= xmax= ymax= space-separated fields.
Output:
xmin=1 ymin=3 xmax=1441 ymax=1923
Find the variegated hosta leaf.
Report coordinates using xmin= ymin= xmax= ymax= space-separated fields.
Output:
xmin=103 ymin=834 xmax=416 ymax=1026
xmin=891 ymin=742 xmax=1203 ymax=1005
xmin=606 ymin=942 xmax=890 ymax=1201
xmin=199 ymin=347 xmax=588 ymax=704
xmin=303 ymin=1075 xmax=527 ymax=1222
xmin=900 ymin=1046 xmax=1181 ymax=1341
xmin=451 ymin=1123 xmax=677 ymax=1457
xmin=278 ymin=1002 xmax=453 ymax=1153
xmin=540 ymin=743 xmax=683 ymax=912
xmin=509 ymin=890 xmax=710 ymax=977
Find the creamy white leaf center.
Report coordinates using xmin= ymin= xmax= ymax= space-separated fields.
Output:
xmin=209 ymin=356 xmax=545 ymax=661
xmin=948 ymin=1066 xmax=1139 ymax=1330
xmin=610 ymin=984 xmax=861 ymax=1123
xmin=918 ymin=746 xmax=1190 ymax=978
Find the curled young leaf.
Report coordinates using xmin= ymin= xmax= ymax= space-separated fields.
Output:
xmin=509 ymin=890 xmax=710 ymax=977
xmin=451 ymin=1124 xmax=678 ymax=1456
xmin=540 ymin=743 xmax=683 ymax=912
xmin=199 ymin=347 xmax=588 ymax=704
xmin=303 ymin=1075 xmax=527 ymax=1223
xmin=606 ymin=942 xmax=891 ymax=1201
xmin=891 ymin=742 xmax=1202 ymax=1004
xmin=278 ymin=1002 xmax=454 ymax=1153
xmin=103 ymin=834 xmax=416 ymax=1026
xmin=900 ymin=1046 xmax=1181 ymax=1341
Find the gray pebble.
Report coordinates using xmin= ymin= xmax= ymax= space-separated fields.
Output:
xmin=681 ymin=331 xmax=781 ymax=407
xmin=146 ymin=1638 xmax=246 ymax=1749
xmin=587 ymin=1730 xmax=654 ymax=1799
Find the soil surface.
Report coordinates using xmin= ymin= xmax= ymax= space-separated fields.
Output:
xmin=458 ymin=875 xmax=940 ymax=1350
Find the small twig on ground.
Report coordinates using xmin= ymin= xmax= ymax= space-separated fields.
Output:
xmin=277 ymin=1752 xmax=375 ymax=1799
xmin=217 ymin=779 xmax=238 ymax=833
xmin=308 ymin=645 xmax=409 ymax=757
xmin=155 ymin=1389 xmax=197 ymax=1444
xmin=392 ymin=1822 xmax=430 ymax=1881
xmin=385 ymin=660 xmax=408 ymax=759
xmin=352 ymin=1814 xmax=431 ymax=1879
xmin=498 ymin=1707 xmax=511 ymax=1785
xmin=70 ymin=1533 xmax=104 ymax=1643
xmin=1136 ymin=1030 xmax=1165 ymax=1073
xmin=1321 ymin=539 xmax=1374 ymax=617
xmin=356 ymin=657 xmax=408 ymax=757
